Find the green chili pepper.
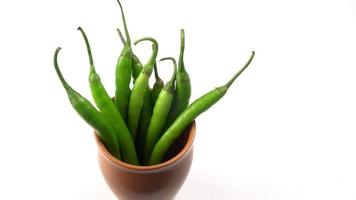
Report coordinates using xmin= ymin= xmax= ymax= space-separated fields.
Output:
xmin=130 ymin=56 xmax=153 ymax=163
xmin=127 ymin=37 xmax=159 ymax=140
xmin=78 ymin=27 xmax=139 ymax=165
xmin=149 ymin=51 xmax=255 ymax=165
xmin=151 ymin=62 xmax=164 ymax=104
xmin=144 ymin=57 xmax=177 ymax=164
xmin=116 ymin=28 xmax=143 ymax=80
xmin=165 ymin=29 xmax=191 ymax=129
xmin=53 ymin=47 xmax=121 ymax=159
xmin=116 ymin=28 xmax=153 ymax=162
xmin=134 ymin=60 xmax=153 ymax=163
xmin=135 ymin=90 xmax=153 ymax=163
xmin=114 ymin=0 xmax=132 ymax=122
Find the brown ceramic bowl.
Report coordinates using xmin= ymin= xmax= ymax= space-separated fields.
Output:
xmin=95 ymin=121 xmax=196 ymax=200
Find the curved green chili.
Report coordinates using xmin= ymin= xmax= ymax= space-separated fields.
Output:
xmin=127 ymin=37 xmax=159 ymax=140
xmin=165 ymin=29 xmax=191 ymax=129
xmin=144 ymin=57 xmax=177 ymax=164
xmin=115 ymin=0 xmax=132 ymax=122
xmin=53 ymin=47 xmax=121 ymax=159
xmin=149 ymin=51 xmax=255 ymax=165
xmin=151 ymin=62 xmax=164 ymax=104
xmin=78 ymin=27 xmax=139 ymax=165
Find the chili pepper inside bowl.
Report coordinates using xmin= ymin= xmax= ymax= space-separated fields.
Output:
xmin=95 ymin=122 xmax=196 ymax=200
xmin=53 ymin=0 xmax=255 ymax=199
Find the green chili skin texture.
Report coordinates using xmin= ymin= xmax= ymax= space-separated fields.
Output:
xmin=136 ymin=90 xmax=153 ymax=163
xmin=132 ymin=54 xmax=143 ymax=80
xmin=53 ymin=47 xmax=121 ymax=160
xmin=116 ymin=28 xmax=152 ymax=162
xmin=131 ymin=58 xmax=152 ymax=163
xmin=151 ymin=62 xmax=164 ymax=104
xmin=115 ymin=0 xmax=132 ymax=122
xmin=144 ymin=57 xmax=177 ymax=164
xmin=149 ymin=52 xmax=255 ymax=165
xmin=116 ymin=28 xmax=143 ymax=80
xmin=128 ymin=37 xmax=159 ymax=140
xmin=166 ymin=29 xmax=191 ymax=129
xmin=78 ymin=27 xmax=139 ymax=165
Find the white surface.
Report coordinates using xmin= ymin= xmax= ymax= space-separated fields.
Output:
xmin=0 ymin=0 xmax=356 ymax=199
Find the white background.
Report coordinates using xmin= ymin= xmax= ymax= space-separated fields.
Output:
xmin=0 ymin=0 xmax=356 ymax=199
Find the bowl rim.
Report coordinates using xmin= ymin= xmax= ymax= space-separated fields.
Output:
xmin=95 ymin=121 xmax=196 ymax=171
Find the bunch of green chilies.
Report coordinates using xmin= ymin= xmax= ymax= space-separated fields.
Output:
xmin=53 ymin=0 xmax=255 ymax=166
